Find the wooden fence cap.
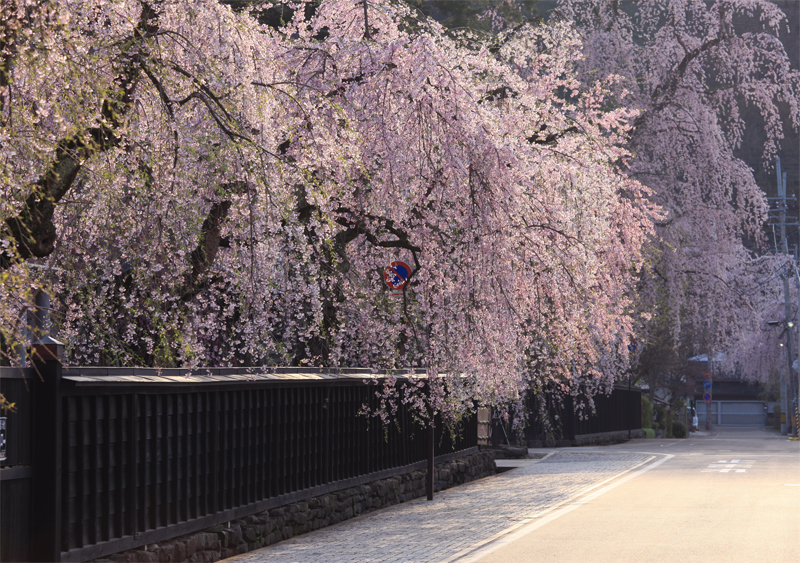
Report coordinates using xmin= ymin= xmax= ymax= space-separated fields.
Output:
xmin=30 ymin=336 xmax=65 ymax=362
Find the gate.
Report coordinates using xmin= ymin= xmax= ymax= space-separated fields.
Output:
xmin=696 ymin=401 xmax=766 ymax=426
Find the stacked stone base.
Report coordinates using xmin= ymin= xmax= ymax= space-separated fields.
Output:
xmin=526 ymin=429 xmax=645 ymax=448
xmin=100 ymin=451 xmax=495 ymax=563
xmin=572 ymin=429 xmax=645 ymax=446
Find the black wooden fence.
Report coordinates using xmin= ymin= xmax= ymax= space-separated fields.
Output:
xmin=0 ymin=357 xmax=476 ymax=562
xmin=522 ymin=384 xmax=642 ymax=444
xmin=0 ymin=368 xmax=34 ymax=561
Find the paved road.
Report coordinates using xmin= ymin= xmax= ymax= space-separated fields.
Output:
xmin=473 ymin=426 xmax=800 ymax=563
xmin=226 ymin=427 xmax=799 ymax=563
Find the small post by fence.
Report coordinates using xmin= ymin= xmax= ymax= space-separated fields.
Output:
xmin=30 ymin=337 xmax=64 ymax=563
xmin=427 ymin=404 xmax=434 ymax=501
xmin=627 ymin=340 xmax=637 ymax=441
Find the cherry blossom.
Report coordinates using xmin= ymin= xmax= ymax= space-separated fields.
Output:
xmin=1 ymin=0 xmax=656 ymax=423
xmin=558 ymin=0 xmax=800 ymax=381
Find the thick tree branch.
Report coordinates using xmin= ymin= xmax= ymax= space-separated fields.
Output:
xmin=527 ymin=124 xmax=578 ymax=145
xmin=333 ymin=212 xmax=422 ymax=283
xmin=336 ymin=214 xmax=421 ymax=252
xmin=651 ymin=35 xmax=725 ymax=110
xmin=324 ymin=63 xmax=397 ymax=98
xmin=480 ymin=85 xmax=518 ymax=103
xmin=181 ymin=200 xmax=232 ymax=302
xmin=634 ymin=33 xmax=727 ymax=133
xmin=0 ymin=2 xmax=161 ymax=270
xmin=362 ymin=0 xmax=370 ymax=40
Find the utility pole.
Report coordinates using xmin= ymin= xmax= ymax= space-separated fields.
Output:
xmin=772 ymin=157 xmax=800 ymax=437
xmin=777 ymin=157 xmax=792 ymax=436
xmin=778 ymin=159 xmax=800 ymax=440
xmin=794 ymin=259 xmax=800 ymax=439
xmin=787 ymin=163 xmax=800 ymax=440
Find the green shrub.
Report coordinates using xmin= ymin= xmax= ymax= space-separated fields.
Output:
xmin=652 ymin=422 xmax=661 ymax=432
xmin=642 ymin=396 xmax=653 ymax=429
xmin=655 ymin=405 xmax=667 ymax=426
xmin=672 ymin=420 xmax=687 ymax=438
xmin=643 ymin=428 xmax=655 ymax=439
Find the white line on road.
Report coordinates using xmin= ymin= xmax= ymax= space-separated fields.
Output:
xmin=444 ymin=454 xmax=673 ymax=563
xmin=702 ymin=459 xmax=755 ymax=473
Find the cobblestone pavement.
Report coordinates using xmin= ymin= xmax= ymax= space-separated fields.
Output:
xmin=225 ymin=452 xmax=653 ymax=563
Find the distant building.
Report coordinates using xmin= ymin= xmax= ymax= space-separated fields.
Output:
xmin=687 ymin=354 xmax=767 ymax=426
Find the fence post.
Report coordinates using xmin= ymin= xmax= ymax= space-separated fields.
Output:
xmin=30 ymin=337 xmax=64 ymax=562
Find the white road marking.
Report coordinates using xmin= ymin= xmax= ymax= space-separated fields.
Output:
xmin=702 ymin=460 xmax=755 ymax=473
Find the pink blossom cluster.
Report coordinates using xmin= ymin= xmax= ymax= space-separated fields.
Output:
xmin=5 ymin=0 xmax=795 ymax=423
xmin=558 ymin=0 xmax=799 ymax=386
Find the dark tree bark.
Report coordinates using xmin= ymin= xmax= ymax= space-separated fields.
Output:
xmin=0 ymin=2 xmax=161 ymax=270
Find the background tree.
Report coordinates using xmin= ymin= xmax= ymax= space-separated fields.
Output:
xmin=409 ymin=0 xmax=538 ymax=33
xmin=556 ymin=0 xmax=800 ymax=385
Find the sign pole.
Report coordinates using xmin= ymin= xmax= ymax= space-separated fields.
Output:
xmin=627 ymin=340 xmax=637 ymax=440
xmin=706 ymin=353 xmax=713 ymax=430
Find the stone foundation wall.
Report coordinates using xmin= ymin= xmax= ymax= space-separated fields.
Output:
xmin=527 ymin=429 xmax=644 ymax=448
xmin=572 ymin=429 xmax=644 ymax=446
xmin=100 ymin=451 xmax=495 ymax=563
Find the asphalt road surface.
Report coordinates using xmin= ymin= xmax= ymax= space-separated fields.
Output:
xmin=470 ymin=427 xmax=800 ymax=563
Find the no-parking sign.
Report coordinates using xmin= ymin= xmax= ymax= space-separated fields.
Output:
xmin=703 ymin=392 xmax=712 ymax=403
xmin=384 ymin=261 xmax=411 ymax=293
